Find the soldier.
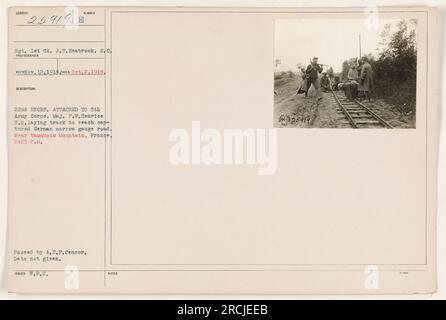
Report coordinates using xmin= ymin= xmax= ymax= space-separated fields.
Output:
xmin=305 ymin=57 xmax=323 ymax=100
xmin=359 ymin=56 xmax=374 ymax=101
xmin=347 ymin=65 xmax=359 ymax=81
xmin=345 ymin=64 xmax=359 ymax=99
xmin=332 ymin=76 xmax=340 ymax=91
xmin=296 ymin=67 xmax=308 ymax=94
xmin=320 ymin=72 xmax=331 ymax=92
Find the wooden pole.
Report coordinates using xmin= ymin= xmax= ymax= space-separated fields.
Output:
xmin=359 ymin=34 xmax=362 ymax=58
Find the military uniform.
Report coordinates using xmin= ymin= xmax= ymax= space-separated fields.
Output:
xmin=305 ymin=63 xmax=323 ymax=97
xmin=359 ymin=62 xmax=373 ymax=92
xmin=320 ymin=75 xmax=330 ymax=92
xmin=358 ymin=61 xmax=374 ymax=100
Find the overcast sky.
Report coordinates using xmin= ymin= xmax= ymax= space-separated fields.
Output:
xmin=274 ymin=18 xmax=402 ymax=73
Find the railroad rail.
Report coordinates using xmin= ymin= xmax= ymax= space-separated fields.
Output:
xmin=328 ymin=88 xmax=394 ymax=129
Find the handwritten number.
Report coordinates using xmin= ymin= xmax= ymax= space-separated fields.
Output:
xmin=26 ymin=14 xmax=73 ymax=25
xmin=27 ymin=16 xmax=37 ymax=24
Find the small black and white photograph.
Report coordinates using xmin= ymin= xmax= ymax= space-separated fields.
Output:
xmin=274 ymin=18 xmax=417 ymax=129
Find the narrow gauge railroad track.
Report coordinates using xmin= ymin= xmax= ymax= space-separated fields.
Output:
xmin=328 ymin=88 xmax=393 ymax=129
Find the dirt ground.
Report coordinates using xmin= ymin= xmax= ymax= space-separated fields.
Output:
xmin=274 ymin=75 xmax=416 ymax=129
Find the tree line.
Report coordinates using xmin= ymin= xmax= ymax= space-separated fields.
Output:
xmin=341 ymin=19 xmax=417 ymax=115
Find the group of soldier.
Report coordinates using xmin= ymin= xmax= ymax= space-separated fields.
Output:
xmin=339 ymin=56 xmax=374 ymax=101
xmin=297 ymin=56 xmax=374 ymax=101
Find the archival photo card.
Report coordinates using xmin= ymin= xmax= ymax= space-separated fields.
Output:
xmin=7 ymin=6 xmax=439 ymax=294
